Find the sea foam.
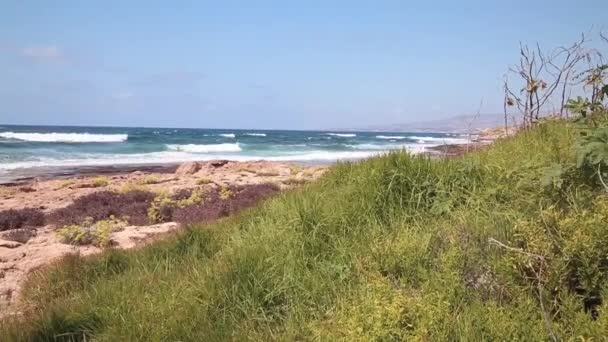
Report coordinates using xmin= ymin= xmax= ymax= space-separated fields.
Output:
xmin=166 ymin=143 xmax=242 ymax=153
xmin=0 ymin=132 xmax=128 ymax=143
xmin=409 ymin=136 xmax=470 ymax=144
xmin=219 ymin=133 xmax=236 ymax=138
xmin=244 ymin=133 xmax=266 ymax=137
xmin=376 ymin=135 xmax=406 ymax=140
xmin=0 ymin=150 xmax=382 ymax=171
xmin=326 ymin=133 xmax=357 ymax=137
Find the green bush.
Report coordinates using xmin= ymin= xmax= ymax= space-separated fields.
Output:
xmin=56 ymin=216 xmax=128 ymax=247
xmin=147 ymin=188 xmax=206 ymax=223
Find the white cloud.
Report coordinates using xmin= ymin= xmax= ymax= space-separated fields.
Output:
xmin=20 ymin=45 xmax=63 ymax=61
xmin=113 ymin=91 xmax=134 ymax=100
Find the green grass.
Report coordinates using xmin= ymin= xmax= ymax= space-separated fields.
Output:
xmin=3 ymin=120 xmax=608 ymax=340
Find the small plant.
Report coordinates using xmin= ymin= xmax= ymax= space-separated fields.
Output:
xmin=219 ymin=187 xmax=233 ymax=201
xmin=56 ymin=216 xmax=127 ymax=247
xmin=57 ymin=179 xmax=75 ymax=189
xmin=139 ymin=175 xmax=160 ymax=185
xmin=289 ymin=165 xmax=303 ymax=175
xmin=147 ymin=188 xmax=207 ymax=223
xmin=197 ymin=177 xmax=213 ymax=185
xmin=283 ymin=177 xmax=307 ymax=186
xmin=91 ymin=176 xmax=109 ymax=188
xmin=256 ymin=171 xmax=280 ymax=177
xmin=0 ymin=186 xmax=17 ymax=198
xmin=120 ymin=183 xmax=149 ymax=193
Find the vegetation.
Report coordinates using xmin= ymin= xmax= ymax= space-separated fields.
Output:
xmin=91 ymin=176 xmax=109 ymax=188
xmin=196 ymin=177 xmax=213 ymax=185
xmin=1 ymin=114 xmax=608 ymax=340
xmin=0 ymin=208 xmax=45 ymax=231
xmin=283 ymin=177 xmax=307 ymax=186
xmin=47 ymin=190 xmax=156 ymax=227
xmin=56 ymin=179 xmax=75 ymax=189
xmin=147 ymin=184 xmax=279 ymax=225
xmin=256 ymin=171 xmax=280 ymax=177
xmin=56 ymin=216 xmax=128 ymax=247
xmin=1 ymin=228 xmax=37 ymax=243
xmin=139 ymin=175 xmax=160 ymax=185
xmin=0 ymin=186 xmax=18 ymax=198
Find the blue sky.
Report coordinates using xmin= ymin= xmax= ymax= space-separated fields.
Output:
xmin=0 ymin=1 xmax=606 ymax=129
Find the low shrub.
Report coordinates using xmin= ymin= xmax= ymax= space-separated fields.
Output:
xmin=172 ymin=183 xmax=280 ymax=224
xmin=57 ymin=179 xmax=75 ymax=189
xmin=48 ymin=190 xmax=156 ymax=226
xmin=56 ymin=216 xmax=127 ymax=247
xmin=119 ymin=183 xmax=150 ymax=193
xmin=91 ymin=176 xmax=109 ymax=188
xmin=1 ymin=228 xmax=37 ymax=243
xmin=0 ymin=186 xmax=17 ymax=197
xmin=256 ymin=171 xmax=280 ymax=177
xmin=147 ymin=188 xmax=207 ymax=223
xmin=219 ymin=186 xmax=233 ymax=200
xmin=0 ymin=208 xmax=45 ymax=231
xmin=140 ymin=176 xmax=160 ymax=185
xmin=197 ymin=177 xmax=213 ymax=185
xmin=283 ymin=177 xmax=307 ymax=186
xmin=289 ymin=165 xmax=303 ymax=175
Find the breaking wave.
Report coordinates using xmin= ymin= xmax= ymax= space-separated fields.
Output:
xmin=0 ymin=132 xmax=128 ymax=143
xmin=165 ymin=143 xmax=242 ymax=153
xmin=326 ymin=133 xmax=357 ymax=137
xmin=376 ymin=135 xmax=406 ymax=140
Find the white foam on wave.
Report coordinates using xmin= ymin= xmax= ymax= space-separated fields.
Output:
xmin=326 ymin=133 xmax=357 ymax=137
xmin=348 ymin=143 xmax=437 ymax=153
xmin=219 ymin=133 xmax=236 ymax=138
xmin=409 ymin=136 xmax=470 ymax=144
xmin=244 ymin=133 xmax=266 ymax=137
xmin=0 ymin=150 xmax=383 ymax=171
xmin=166 ymin=143 xmax=242 ymax=153
xmin=376 ymin=135 xmax=406 ymax=140
xmin=0 ymin=132 xmax=128 ymax=143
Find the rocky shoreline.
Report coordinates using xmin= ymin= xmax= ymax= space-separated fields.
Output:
xmin=0 ymin=160 xmax=327 ymax=316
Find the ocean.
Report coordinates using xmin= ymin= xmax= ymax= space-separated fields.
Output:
xmin=0 ymin=125 xmax=469 ymax=182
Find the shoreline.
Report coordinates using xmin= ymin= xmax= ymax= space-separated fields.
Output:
xmin=0 ymin=159 xmax=334 ymax=186
xmin=0 ymin=159 xmax=328 ymax=314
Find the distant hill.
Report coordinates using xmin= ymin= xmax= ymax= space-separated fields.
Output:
xmin=362 ymin=114 xmax=514 ymax=133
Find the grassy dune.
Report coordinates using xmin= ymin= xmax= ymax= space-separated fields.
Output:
xmin=3 ymin=120 xmax=608 ymax=340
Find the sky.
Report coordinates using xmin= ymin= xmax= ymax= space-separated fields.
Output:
xmin=0 ymin=1 xmax=606 ymax=130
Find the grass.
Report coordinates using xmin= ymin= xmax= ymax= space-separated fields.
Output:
xmin=139 ymin=175 xmax=160 ymax=185
xmin=0 ymin=186 xmax=17 ymax=197
xmin=91 ymin=176 xmax=109 ymax=188
xmin=196 ymin=177 xmax=213 ymax=185
xmin=256 ymin=171 xmax=280 ymax=177
xmin=2 ymin=120 xmax=608 ymax=340
xmin=56 ymin=179 xmax=75 ymax=189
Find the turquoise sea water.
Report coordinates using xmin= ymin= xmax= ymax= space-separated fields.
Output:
xmin=0 ymin=125 xmax=469 ymax=181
